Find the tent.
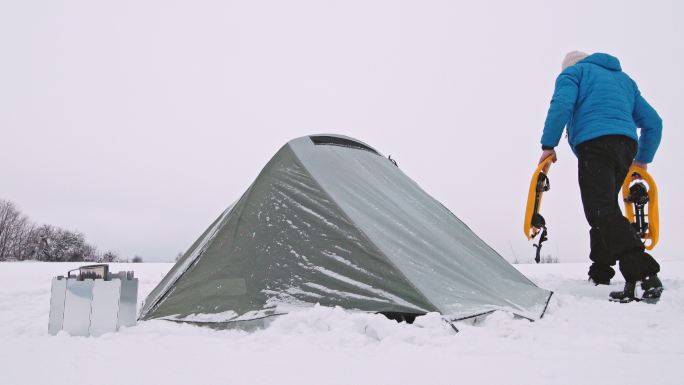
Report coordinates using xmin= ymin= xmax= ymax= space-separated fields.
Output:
xmin=140 ymin=135 xmax=552 ymax=328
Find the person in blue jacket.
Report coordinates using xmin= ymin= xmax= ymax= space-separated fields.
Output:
xmin=539 ymin=51 xmax=663 ymax=302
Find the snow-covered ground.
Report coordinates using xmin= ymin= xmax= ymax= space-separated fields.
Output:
xmin=1 ymin=260 xmax=682 ymax=385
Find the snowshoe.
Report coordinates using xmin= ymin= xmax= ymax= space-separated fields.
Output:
xmin=524 ymin=156 xmax=554 ymax=263
xmin=621 ymin=166 xmax=659 ymax=250
xmin=609 ymin=282 xmax=637 ymax=303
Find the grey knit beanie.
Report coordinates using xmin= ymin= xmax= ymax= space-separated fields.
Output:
xmin=562 ymin=51 xmax=589 ymax=70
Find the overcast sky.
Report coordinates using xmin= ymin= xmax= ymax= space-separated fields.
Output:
xmin=1 ymin=0 xmax=682 ymax=263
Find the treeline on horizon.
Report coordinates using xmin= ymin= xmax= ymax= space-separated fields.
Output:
xmin=0 ymin=199 xmax=142 ymax=263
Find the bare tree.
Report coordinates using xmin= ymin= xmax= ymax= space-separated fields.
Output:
xmin=99 ymin=251 xmax=120 ymax=263
xmin=11 ymin=222 xmax=36 ymax=261
xmin=540 ymin=254 xmax=560 ymax=264
xmin=33 ymin=224 xmax=55 ymax=261
xmin=0 ymin=200 xmax=31 ymax=261
xmin=40 ymin=228 xmax=97 ymax=262
xmin=131 ymin=255 xmax=143 ymax=263
xmin=1 ymin=198 xmax=118 ymax=263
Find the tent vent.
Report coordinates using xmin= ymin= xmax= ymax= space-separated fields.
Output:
xmin=309 ymin=136 xmax=379 ymax=155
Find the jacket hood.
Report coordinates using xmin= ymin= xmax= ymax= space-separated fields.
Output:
xmin=579 ymin=53 xmax=622 ymax=71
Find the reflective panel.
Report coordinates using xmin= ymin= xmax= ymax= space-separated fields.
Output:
xmin=62 ymin=280 xmax=94 ymax=336
xmin=118 ymin=278 xmax=138 ymax=328
xmin=90 ymin=280 xmax=121 ymax=337
xmin=49 ymin=268 xmax=139 ymax=337
xmin=48 ymin=278 xmax=67 ymax=335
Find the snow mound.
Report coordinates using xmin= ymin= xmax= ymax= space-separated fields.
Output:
xmin=1 ymin=261 xmax=683 ymax=385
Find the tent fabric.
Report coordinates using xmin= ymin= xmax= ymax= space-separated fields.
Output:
xmin=140 ymin=135 xmax=552 ymax=325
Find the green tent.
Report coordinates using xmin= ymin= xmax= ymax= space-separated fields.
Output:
xmin=140 ymin=135 xmax=552 ymax=328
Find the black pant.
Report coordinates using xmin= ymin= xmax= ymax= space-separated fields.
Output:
xmin=577 ymin=135 xmax=660 ymax=282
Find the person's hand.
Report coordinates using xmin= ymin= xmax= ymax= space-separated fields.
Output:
xmin=632 ymin=161 xmax=647 ymax=171
xmin=539 ymin=149 xmax=557 ymax=173
xmin=631 ymin=161 xmax=648 ymax=180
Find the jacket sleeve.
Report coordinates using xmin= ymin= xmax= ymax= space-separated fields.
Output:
xmin=541 ymin=69 xmax=580 ymax=148
xmin=633 ymin=90 xmax=662 ymax=163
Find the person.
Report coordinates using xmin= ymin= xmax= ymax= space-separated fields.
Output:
xmin=539 ymin=51 xmax=664 ymax=302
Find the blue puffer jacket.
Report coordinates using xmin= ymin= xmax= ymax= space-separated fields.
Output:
xmin=541 ymin=53 xmax=662 ymax=163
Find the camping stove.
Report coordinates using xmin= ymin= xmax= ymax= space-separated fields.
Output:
xmin=48 ymin=264 xmax=138 ymax=336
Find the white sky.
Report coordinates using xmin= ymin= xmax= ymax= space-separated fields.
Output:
xmin=1 ymin=0 xmax=682 ymax=262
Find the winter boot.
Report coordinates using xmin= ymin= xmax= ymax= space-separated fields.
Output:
xmin=609 ymin=282 xmax=637 ymax=303
xmin=640 ymin=275 xmax=663 ymax=304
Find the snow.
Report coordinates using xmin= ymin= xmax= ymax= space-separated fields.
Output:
xmin=1 ymin=261 xmax=682 ymax=385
